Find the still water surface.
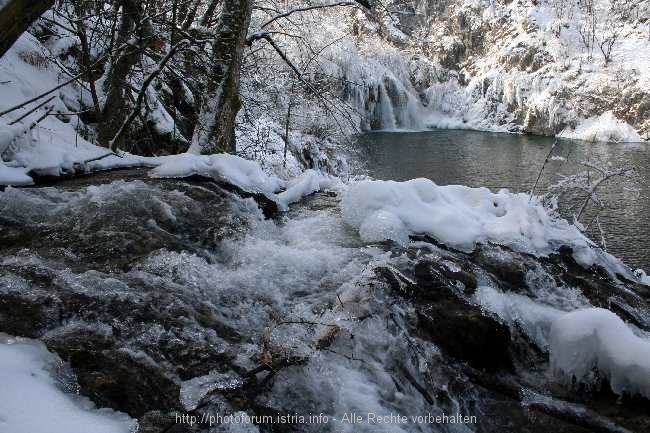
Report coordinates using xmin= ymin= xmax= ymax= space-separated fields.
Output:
xmin=355 ymin=130 xmax=650 ymax=271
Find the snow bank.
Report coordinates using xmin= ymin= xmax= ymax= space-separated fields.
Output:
xmin=0 ymin=334 xmax=135 ymax=433
xmin=559 ymin=111 xmax=643 ymax=143
xmin=0 ymin=161 xmax=33 ymax=185
xmin=150 ymin=154 xmax=336 ymax=210
xmin=341 ymin=178 xmax=599 ymax=261
xmin=150 ymin=153 xmax=284 ymax=196
xmin=549 ymin=308 xmax=650 ymax=399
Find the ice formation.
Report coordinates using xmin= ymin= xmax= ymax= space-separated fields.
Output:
xmin=549 ymin=308 xmax=650 ymax=399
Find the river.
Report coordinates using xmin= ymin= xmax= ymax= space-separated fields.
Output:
xmin=0 ymin=134 xmax=649 ymax=432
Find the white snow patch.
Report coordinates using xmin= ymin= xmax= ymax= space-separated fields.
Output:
xmin=549 ymin=308 xmax=650 ymax=399
xmin=341 ymin=178 xmax=602 ymax=264
xmin=475 ymin=286 xmax=568 ymax=349
xmin=634 ymin=269 xmax=650 ymax=286
xmin=559 ymin=111 xmax=643 ymax=143
xmin=0 ymin=334 xmax=135 ymax=433
xmin=150 ymin=153 xmax=284 ymax=196
xmin=276 ymin=169 xmax=341 ymax=209
xmin=0 ymin=161 xmax=33 ymax=185
xmin=150 ymin=154 xmax=338 ymax=210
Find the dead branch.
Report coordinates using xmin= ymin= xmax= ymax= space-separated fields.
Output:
xmin=8 ymin=96 xmax=56 ymax=125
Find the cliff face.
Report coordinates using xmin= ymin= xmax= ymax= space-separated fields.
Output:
xmin=350 ymin=0 xmax=650 ymax=141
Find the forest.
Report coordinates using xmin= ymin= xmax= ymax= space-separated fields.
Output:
xmin=1 ymin=1 xmax=650 ymax=433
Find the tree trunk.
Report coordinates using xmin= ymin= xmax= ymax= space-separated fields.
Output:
xmin=97 ymin=0 xmax=151 ymax=148
xmin=0 ymin=0 xmax=54 ymax=59
xmin=73 ymin=2 xmax=101 ymax=122
xmin=190 ymin=0 xmax=252 ymax=155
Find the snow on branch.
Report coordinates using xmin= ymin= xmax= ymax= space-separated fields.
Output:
xmin=259 ymin=1 xmax=359 ymax=29
xmin=109 ymin=39 xmax=190 ymax=151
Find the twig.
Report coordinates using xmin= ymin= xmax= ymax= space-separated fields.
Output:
xmin=260 ymin=2 xmax=357 ymax=29
xmin=8 ymin=96 xmax=57 ymax=125
xmin=530 ymin=140 xmax=557 ymax=200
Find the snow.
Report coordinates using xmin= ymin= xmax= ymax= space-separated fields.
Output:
xmin=150 ymin=153 xmax=284 ymax=195
xmin=549 ymin=308 xmax=650 ymax=399
xmin=634 ymin=269 xmax=650 ymax=285
xmin=276 ymin=169 xmax=341 ymax=209
xmin=0 ymin=334 xmax=136 ymax=433
xmin=559 ymin=111 xmax=643 ymax=143
xmin=150 ymin=154 xmax=337 ymax=210
xmin=475 ymin=286 xmax=571 ymax=349
xmin=341 ymin=178 xmax=602 ymax=263
xmin=0 ymin=160 xmax=33 ymax=185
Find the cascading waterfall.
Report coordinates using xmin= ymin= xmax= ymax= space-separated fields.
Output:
xmin=344 ymin=69 xmax=425 ymax=131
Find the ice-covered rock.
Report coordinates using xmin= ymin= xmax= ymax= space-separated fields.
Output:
xmin=549 ymin=308 xmax=650 ymax=399
xmin=179 ymin=371 xmax=244 ymax=411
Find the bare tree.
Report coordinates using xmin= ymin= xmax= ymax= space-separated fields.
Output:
xmin=97 ymin=0 xmax=154 ymax=148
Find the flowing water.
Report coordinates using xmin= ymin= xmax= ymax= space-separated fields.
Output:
xmin=355 ymin=130 xmax=650 ymax=271
xmin=1 ymin=133 xmax=650 ymax=432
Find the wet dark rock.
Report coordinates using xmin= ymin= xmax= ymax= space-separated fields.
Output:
xmin=417 ymin=301 xmax=513 ymax=372
xmin=0 ymin=289 xmax=60 ymax=338
xmin=473 ymin=244 xmax=530 ymax=291
xmin=42 ymin=324 xmax=181 ymax=417
xmin=376 ymin=259 xmax=513 ymax=372
xmin=137 ymin=411 xmax=198 ymax=433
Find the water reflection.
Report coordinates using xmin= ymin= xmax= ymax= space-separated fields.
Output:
xmin=355 ymin=130 xmax=650 ymax=270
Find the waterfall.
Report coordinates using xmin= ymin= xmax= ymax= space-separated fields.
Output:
xmin=348 ymin=73 xmax=424 ymax=131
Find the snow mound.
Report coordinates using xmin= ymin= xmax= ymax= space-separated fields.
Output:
xmin=0 ymin=334 xmax=135 ymax=433
xmin=276 ymin=169 xmax=341 ymax=209
xmin=549 ymin=308 xmax=650 ymax=399
xmin=559 ymin=111 xmax=642 ymax=143
xmin=341 ymin=178 xmax=597 ymax=260
xmin=634 ymin=269 xmax=650 ymax=286
xmin=151 ymin=154 xmax=337 ymax=211
xmin=150 ymin=153 xmax=284 ymax=196
xmin=0 ymin=161 xmax=33 ymax=185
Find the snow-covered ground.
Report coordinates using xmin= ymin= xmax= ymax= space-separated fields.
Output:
xmin=0 ymin=334 xmax=135 ymax=433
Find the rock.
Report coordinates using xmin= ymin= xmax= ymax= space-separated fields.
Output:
xmin=42 ymin=323 xmax=182 ymax=417
xmin=376 ymin=258 xmax=513 ymax=371
xmin=473 ymin=245 xmax=530 ymax=291
xmin=417 ymin=301 xmax=513 ymax=372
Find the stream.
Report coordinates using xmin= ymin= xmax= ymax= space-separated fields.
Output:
xmin=0 ymin=132 xmax=649 ymax=433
